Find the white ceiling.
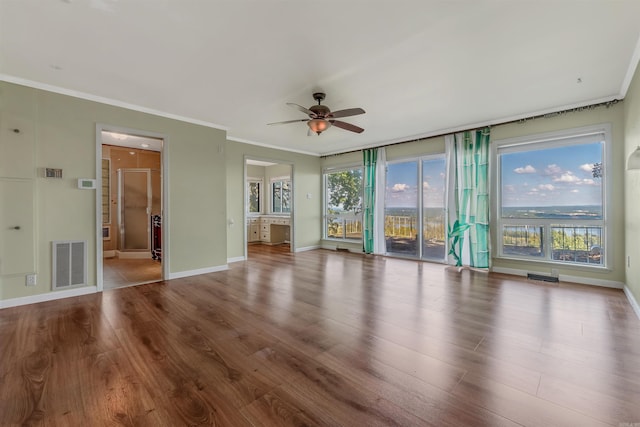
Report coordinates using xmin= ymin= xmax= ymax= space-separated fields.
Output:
xmin=2 ymin=1 xmax=639 ymax=156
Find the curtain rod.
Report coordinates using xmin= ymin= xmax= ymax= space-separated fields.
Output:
xmin=320 ymin=99 xmax=621 ymax=158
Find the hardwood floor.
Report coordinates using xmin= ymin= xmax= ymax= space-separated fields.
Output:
xmin=1 ymin=247 xmax=639 ymax=426
xmin=103 ymin=257 xmax=162 ymax=290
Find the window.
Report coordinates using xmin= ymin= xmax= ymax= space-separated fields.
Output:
xmin=247 ymin=178 xmax=262 ymax=214
xmin=496 ymin=125 xmax=609 ymax=267
xmin=324 ymin=167 xmax=363 ymax=240
xmin=271 ymin=177 xmax=291 ymax=213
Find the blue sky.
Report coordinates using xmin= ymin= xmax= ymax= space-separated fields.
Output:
xmin=385 ymin=159 xmax=446 ymax=208
xmin=501 ymin=142 xmax=602 ymax=207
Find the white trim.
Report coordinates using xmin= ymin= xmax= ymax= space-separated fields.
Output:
xmin=96 ymin=124 xmax=169 ymax=292
xmin=620 ymin=33 xmax=640 ymax=97
xmin=228 ymin=136 xmax=319 ymax=157
xmin=166 ymin=264 xmax=228 ymax=280
xmin=0 ymin=286 xmax=98 ymax=309
xmin=1 ymin=74 xmax=228 ymax=131
xmin=295 ymin=245 xmax=321 ymax=253
xmin=227 ymin=256 xmax=245 ymax=263
xmin=320 ymin=243 xmax=362 ymax=253
xmin=491 ymin=266 xmax=623 ymax=289
xmin=624 ymin=286 xmax=640 ymax=320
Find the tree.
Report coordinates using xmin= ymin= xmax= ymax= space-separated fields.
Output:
xmin=327 ymin=170 xmax=362 ymax=214
xmin=592 ymin=162 xmax=602 ymax=179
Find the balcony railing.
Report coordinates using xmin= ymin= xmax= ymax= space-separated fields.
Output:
xmin=502 ymin=224 xmax=602 ymax=265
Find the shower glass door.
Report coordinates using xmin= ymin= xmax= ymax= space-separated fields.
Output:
xmin=118 ymin=168 xmax=151 ymax=251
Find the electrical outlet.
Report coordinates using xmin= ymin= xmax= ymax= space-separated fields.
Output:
xmin=26 ymin=274 xmax=37 ymax=286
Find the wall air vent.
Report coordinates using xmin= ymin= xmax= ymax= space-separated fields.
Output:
xmin=527 ymin=273 xmax=559 ymax=283
xmin=52 ymin=240 xmax=87 ymax=290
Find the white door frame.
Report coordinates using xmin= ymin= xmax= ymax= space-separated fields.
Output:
xmin=243 ymin=155 xmax=295 ymax=260
xmin=95 ymin=124 xmax=169 ymax=291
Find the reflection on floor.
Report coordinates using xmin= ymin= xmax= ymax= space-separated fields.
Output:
xmin=103 ymin=257 xmax=162 ymax=290
xmin=247 ymin=243 xmax=290 ymax=257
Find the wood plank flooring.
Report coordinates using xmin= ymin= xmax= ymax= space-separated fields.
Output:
xmin=1 ymin=247 xmax=639 ymax=426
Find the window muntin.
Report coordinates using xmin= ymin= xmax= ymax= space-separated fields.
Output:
xmin=323 ymin=167 xmax=363 ymax=241
xmin=496 ymin=127 xmax=608 ymax=267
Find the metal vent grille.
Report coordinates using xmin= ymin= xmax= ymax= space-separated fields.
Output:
xmin=52 ymin=240 xmax=87 ymax=289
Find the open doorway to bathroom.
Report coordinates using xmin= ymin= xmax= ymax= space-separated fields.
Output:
xmin=99 ymin=129 xmax=164 ymax=290
xmin=245 ymin=158 xmax=294 ymax=259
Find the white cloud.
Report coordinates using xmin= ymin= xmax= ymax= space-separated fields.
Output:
xmin=423 ymin=181 xmax=430 ymax=189
xmin=580 ymin=163 xmax=594 ymax=172
xmin=554 ymin=172 xmax=580 ymax=183
xmin=504 ymin=184 xmax=516 ymax=193
xmin=538 ymin=184 xmax=555 ymax=191
xmin=545 ymin=164 xmax=563 ymax=175
xmin=580 ymin=178 xmax=597 ymax=186
xmin=392 ymin=183 xmax=409 ymax=192
xmin=514 ymin=165 xmax=536 ymax=174
xmin=571 ymin=189 xmax=580 ymax=193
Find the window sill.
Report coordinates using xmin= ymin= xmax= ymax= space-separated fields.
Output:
xmin=495 ymin=255 xmax=610 ymax=272
xmin=323 ymin=237 xmax=362 ymax=244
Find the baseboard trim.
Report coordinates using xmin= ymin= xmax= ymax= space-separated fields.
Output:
xmin=116 ymin=251 xmax=151 ymax=259
xmin=624 ymin=286 xmax=640 ymax=320
xmin=103 ymin=250 xmax=116 ymax=258
xmin=167 ymin=264 xmax=228 ymax=280
xmin=0 ymin=286 xmax=98 ymax=309
xmin=295 ymin=245 xmax=321 ymax=253
xmin=491 ymin=266 xmax=624 ymax=289
xmin=227 ymin=256 xmax=245 ymax=264
xmin=321 ymin=243 xmax=362 ymax=254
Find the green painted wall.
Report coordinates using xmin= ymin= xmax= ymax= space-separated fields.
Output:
xmin=0 ymin=81 xmax=227 ymax=301
xmin=624 ymin=63 xmax=640 ymax=304
xmin=225 ymin=141 xmax=321 ymax=260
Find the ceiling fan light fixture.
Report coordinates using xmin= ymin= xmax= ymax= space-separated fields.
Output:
xmin=308 ymin=118 xmax=331 ymax=135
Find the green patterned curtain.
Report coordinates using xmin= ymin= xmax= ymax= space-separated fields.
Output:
xmin=446 ymin=128 xmax=490 ymax=268
xmin=362 ymin=148 xmax=377 ymax=253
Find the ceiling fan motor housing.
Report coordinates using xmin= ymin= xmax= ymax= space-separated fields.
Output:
xmin=310 ymin=104 xmax=330 ymax=118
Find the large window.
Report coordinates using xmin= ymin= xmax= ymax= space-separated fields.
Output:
xmin=496 ymin=126 xmax=609 ymax=267
xmin=324 ymin=167 xmax=363 ymax=240
xmin=271 ymin=177 xmax=291 ymax=213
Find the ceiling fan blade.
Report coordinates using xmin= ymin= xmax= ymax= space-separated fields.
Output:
xmin=330 ymin=120 xmax=364 ymax=134
xmin=287 ymin=103 xmax=316 ymax=117
xmin=327 ymin=107 xmax=365 ymax=119
xmin=267 ymin=119 xmax=309 ymax=126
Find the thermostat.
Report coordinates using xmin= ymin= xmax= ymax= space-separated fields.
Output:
xmin=77 ymin=178 xmax=97 ymax=189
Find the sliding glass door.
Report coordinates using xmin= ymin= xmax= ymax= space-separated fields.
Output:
xmin=421 ymin=157 xmax=446 ymax=261
xmin=384 ymin=156 xmax=446 ymax=261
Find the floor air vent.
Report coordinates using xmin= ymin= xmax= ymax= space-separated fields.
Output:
xmin=52 ymin=240 xmax=87 ymax=289
xmin=527 ymin=273 xmax=559 ymax=283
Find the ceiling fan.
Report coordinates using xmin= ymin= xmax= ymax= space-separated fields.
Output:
xmin=268 ymin=92 xmax=365 ymax=135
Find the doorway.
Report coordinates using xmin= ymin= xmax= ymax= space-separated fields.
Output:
xmin=244 ymin=157 xmax=294 ymax=259
xmin=384 ymin=155 xmax=446 ymax=261
xmin=97 ymin=127 xmax=165 ymax=290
